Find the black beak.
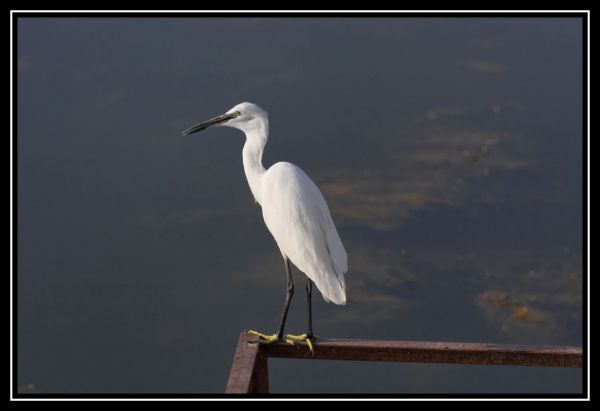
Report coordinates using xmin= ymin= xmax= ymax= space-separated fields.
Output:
xmin=181 ymin=113 xmax=235 ymax=136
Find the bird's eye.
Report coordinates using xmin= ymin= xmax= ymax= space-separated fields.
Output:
xmin=234 ymin=111 xmax=241 ymax=117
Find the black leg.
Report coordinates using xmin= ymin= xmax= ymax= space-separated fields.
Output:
xmin=306 ymin=278 xmax=314 ymax=338
xmin=276 ymin=257 xmax=294 ymax=339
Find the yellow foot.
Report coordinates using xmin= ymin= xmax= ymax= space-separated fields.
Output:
xmin=245 ymin=330 xmax=297 ymax=346
xmin=286 ymin=333 xmax=317 ymax=355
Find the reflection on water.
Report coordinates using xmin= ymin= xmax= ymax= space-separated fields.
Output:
xmin=17 ymin=17 xmax=582 ymax=393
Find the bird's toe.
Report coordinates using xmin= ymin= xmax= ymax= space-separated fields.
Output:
xmin=285 ymin=333 xmax=317 ymax=355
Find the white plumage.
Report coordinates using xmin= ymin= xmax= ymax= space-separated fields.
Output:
xmin=261 ymin=161 xmax=347 ymax=304
xmin=182 ymin=101 xmax=347 ymax=346
xmin=233 ymin=102 xmax=347 ymax=305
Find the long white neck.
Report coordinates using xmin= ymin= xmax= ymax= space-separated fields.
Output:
xmin=241 ymin=118 xmax=268 ymax=205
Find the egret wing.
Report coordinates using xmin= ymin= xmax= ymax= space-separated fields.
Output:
xmin=261 ymin=162 xmax=347 ymax=305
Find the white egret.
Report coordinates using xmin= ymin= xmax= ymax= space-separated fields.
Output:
xmin=182 ymin=102 xmax=347 ymax=352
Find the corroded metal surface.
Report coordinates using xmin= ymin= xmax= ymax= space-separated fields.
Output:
xmin=226 ymin=332 xmax=583 ymax=393
xmin=263 ymin=338 xmax=583 ymax=368
xmin=225 ymin=333 xmax=269 ymax=393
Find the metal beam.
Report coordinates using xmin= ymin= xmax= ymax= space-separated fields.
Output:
xmin=225 ymin=332 xmax=583 ymax=393
xmin=263 ymin=338 xmax=582 ymax=368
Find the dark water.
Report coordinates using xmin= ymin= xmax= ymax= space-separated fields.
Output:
xmin=17 ymin=17 xmax=583 ymax=394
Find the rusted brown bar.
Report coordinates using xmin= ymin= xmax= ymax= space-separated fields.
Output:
xmin=225 ymin=332 xmax=582 ymax=393
xmin=263 ymin=338 xmax=583 ymax=368
xmin=225 ymin=332 xmax=269 ymax=393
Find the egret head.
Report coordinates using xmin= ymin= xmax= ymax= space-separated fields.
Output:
xmin=182 ymin=102 xmax=268 ymax=136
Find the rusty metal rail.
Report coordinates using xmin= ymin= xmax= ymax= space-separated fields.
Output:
xmin=225 ymin=331 xmax=582 ymax=393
